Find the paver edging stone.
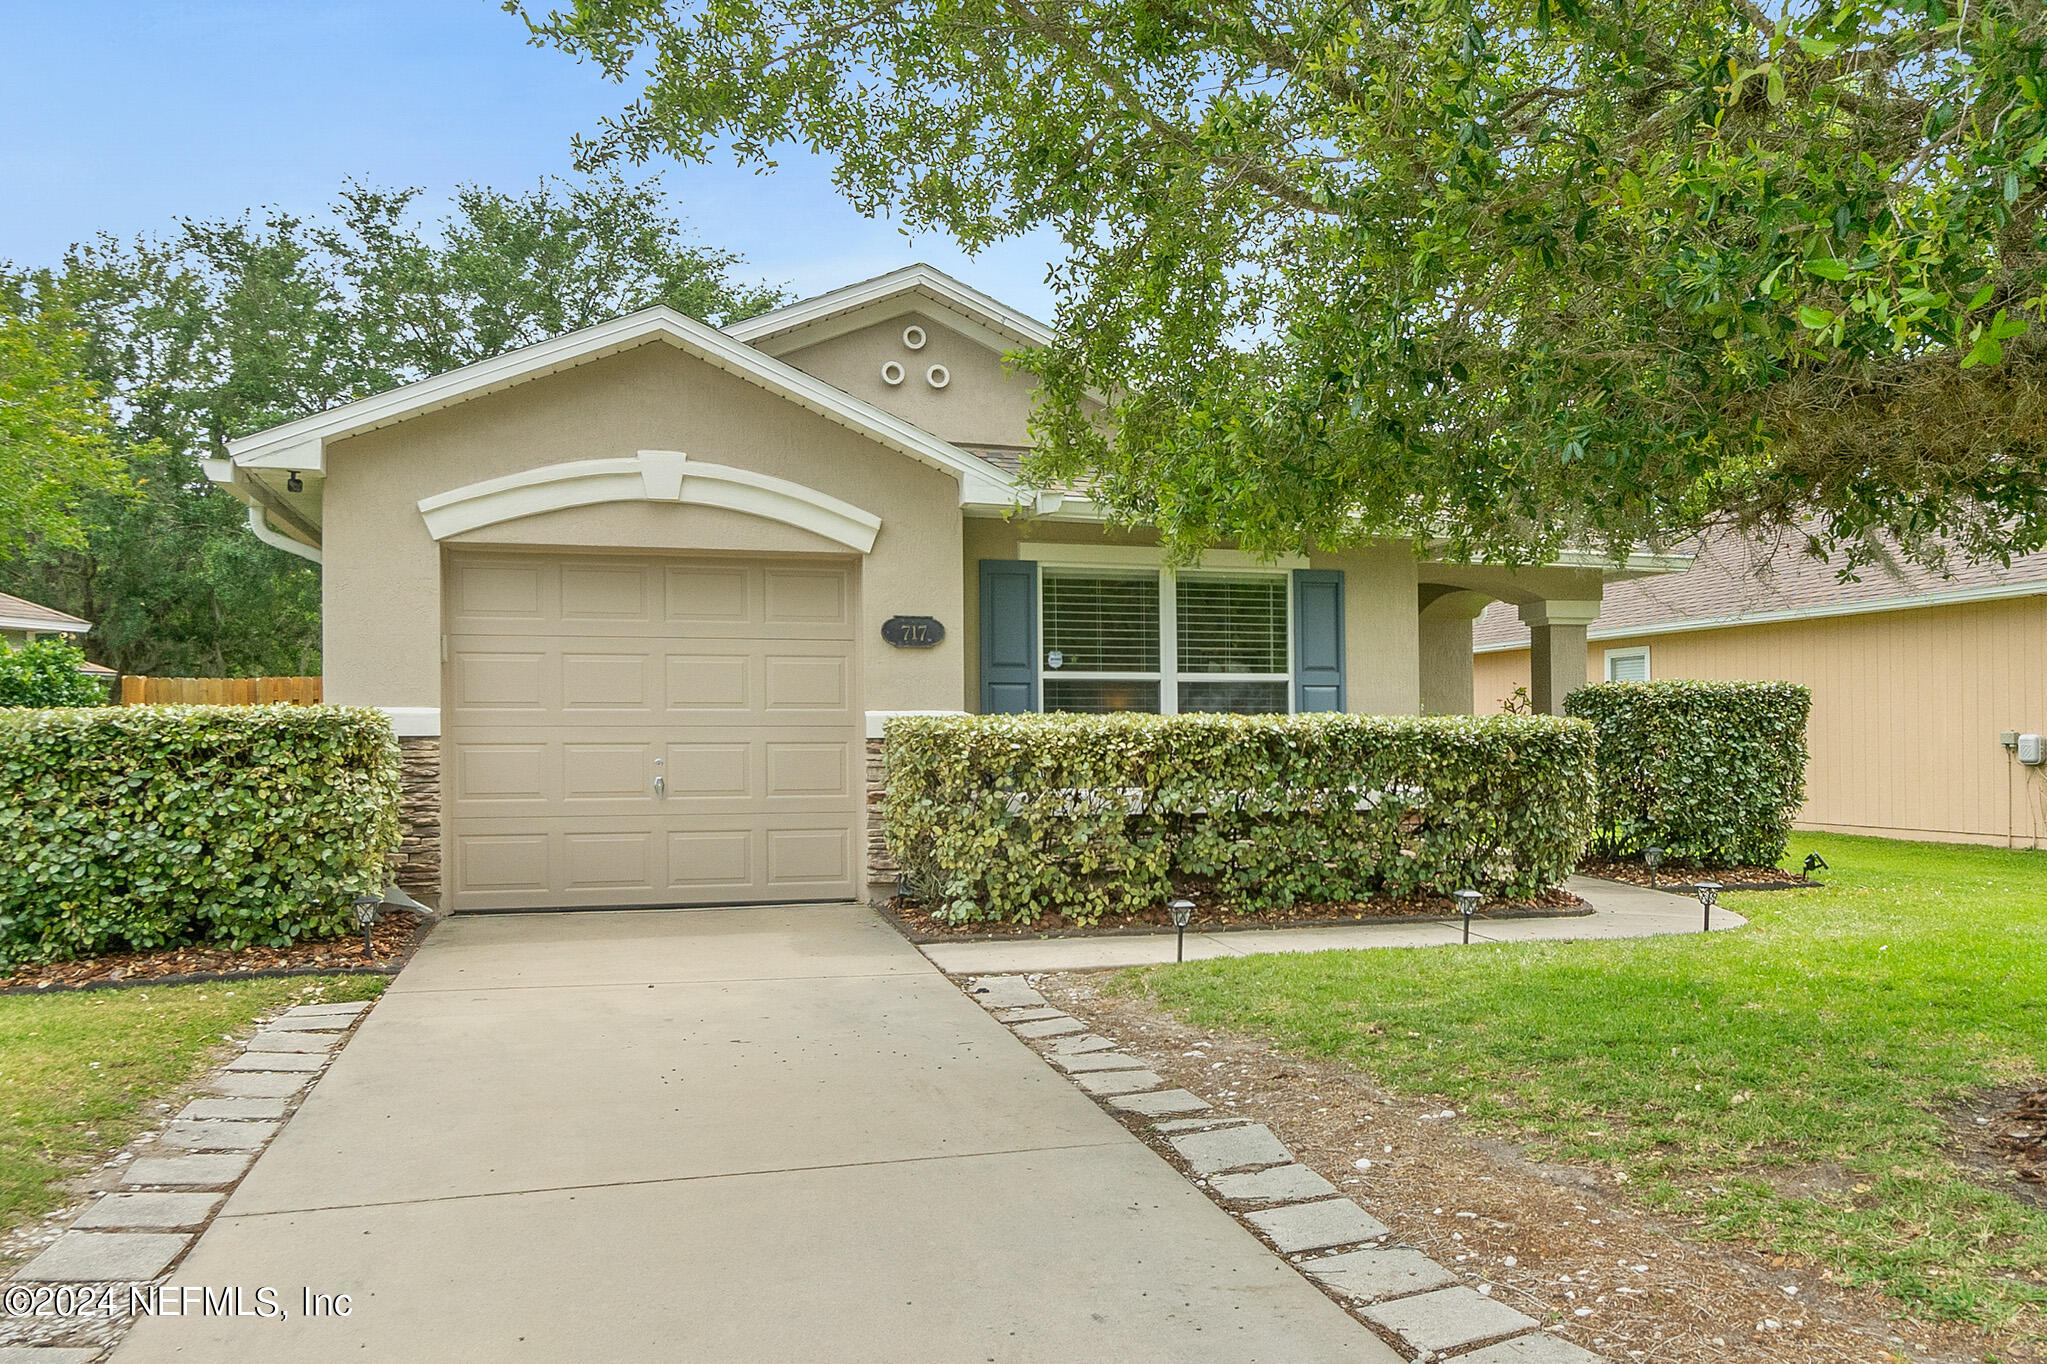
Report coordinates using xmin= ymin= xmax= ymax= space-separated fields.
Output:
xmin=959 ymin=973 xmax=1607 ymax=1363
xmin=0 ymin=999 xmax=375 ymax=1359
xmin=1361 ymin=1286 xmax=1542 ymax=1354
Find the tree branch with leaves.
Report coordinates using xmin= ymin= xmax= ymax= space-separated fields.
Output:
xmin=513 ymin=0 xmax=2047 ymax=571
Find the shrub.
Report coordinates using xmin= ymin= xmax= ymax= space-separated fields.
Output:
xmin=883 ymin=712 xmax=1597 ymax=925
xmin=1565 ymin=679 xmax=1812 ymax=866
xmin=0 ymin=638 xmax=109 ymax=708
xmin=0 ymin=705 xmax=401 ymax=967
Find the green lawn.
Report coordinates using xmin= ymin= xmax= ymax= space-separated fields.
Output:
xmin=0 ymin=975 xmax=386 ymax=1242
xmin=1119 ymin=833 xmax=2047 ymax=1330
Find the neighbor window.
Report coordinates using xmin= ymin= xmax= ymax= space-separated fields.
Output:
xmin=1604 ymin=646 xmax=1650 ymax=682
xmin=1040 ymin=568 xmax=1291 ymax=715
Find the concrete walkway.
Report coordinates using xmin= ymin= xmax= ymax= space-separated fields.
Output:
xmin=112 ymin=907 xmax=1398 ymax=1364
xmin=918 ymin=875 xmax=1745 ymax=974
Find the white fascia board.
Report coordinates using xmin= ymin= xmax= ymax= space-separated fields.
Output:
xmin=960 ymin=485 xmax=1112 ymax=522
xmin=1422 ymin=540 xmax=1694 ymax=579
xmin=726 ymin=265 xmax=1055 ymax=350
xmin=0 ymin=614 xmax=90 ymax=635
xmin=1019 ymin=541 xmax=1309 ymax=571
xmin=1472 ymin=575 xmax=2047 ymax=652
xmin=1549 ymin=548 xmax=1695 ymax=578
xmin=222 ymin=306 xmax=1017 ymax=497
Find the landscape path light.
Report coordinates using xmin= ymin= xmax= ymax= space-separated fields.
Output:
xmin=353 ymin=893 xmax=383 ymax=961
xmin=1167 ymin=899 xmax=1196 ymax=963
xmin=1452 ymin=889 xmax=1481 ymax=944
xmin=1643 ymin=844 xmax=1664 ymax=890
xmin=1695 ymin=881 xmax=1721 ymax=934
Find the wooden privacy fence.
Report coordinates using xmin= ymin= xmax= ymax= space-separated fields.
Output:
xmin=119 ymin=676 xmax=323 ymax=706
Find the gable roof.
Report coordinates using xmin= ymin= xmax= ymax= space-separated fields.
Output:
xmin=1473 ymin=528 xmax=2047 ymax=650
xmin=0 ymin=591 xmax=90 ymax=636
xmin=219 ymin=304 xmax=1022 ymax=499
xmin=725 ymin=263 xmax=1056 ymax=354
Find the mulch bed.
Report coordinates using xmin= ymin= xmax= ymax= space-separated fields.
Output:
xmin=1579 ymin=858 xmax=1819 ymax=893
xmin=0 ymin=911 xmax=433 ymax=992
xmin=884 ymin=886 xmax=1588 ymax=942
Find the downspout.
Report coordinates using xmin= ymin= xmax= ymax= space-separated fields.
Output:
xmin=247 ymin=505 xmax=322 ymax=565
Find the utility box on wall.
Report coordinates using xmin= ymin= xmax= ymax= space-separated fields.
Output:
xmin=2021 ymin=734 xmax=2046 ymax=766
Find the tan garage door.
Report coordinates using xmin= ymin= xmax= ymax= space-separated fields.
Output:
xmin=442 ymin=552 xmax=861 ymax=911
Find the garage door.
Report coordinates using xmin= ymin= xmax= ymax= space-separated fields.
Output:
xmin=442 ymin=552 xmax=861 ymax=911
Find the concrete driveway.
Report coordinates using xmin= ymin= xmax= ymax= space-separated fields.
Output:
xmin=114 ymin=906 xmax=1396 ymax=1363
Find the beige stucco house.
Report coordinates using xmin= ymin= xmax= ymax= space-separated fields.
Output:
xmin=208 ymin=265 xmax=1681 ymax=911
xmin=1474 ymin=531 xmax=2047 ymax=848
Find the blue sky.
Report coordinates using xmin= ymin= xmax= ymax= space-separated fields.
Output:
xmin=0 ymin=0 xmax=1061 ymax=316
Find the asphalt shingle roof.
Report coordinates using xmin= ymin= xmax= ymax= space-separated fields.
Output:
xmin=1473 ymin=529 xmax=2047 ymax=650
xmin=0 ymin=591 xmax=91 ymax=633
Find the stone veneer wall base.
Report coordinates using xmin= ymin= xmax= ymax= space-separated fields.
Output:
xmin=865 ymin=737 xmax=899 ymax=903
xmin=393 ymin=736 xmax=441 ymax=903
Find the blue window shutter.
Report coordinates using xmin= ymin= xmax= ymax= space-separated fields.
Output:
xmin=979 ymin=559 xmax=1039 ymax=713
xmin=1292 ymin=569 xmax=1345 ymax=712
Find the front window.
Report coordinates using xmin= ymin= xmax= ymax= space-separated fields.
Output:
xmin=1040 ymin=567 xmax=1291 ymax=715
xmin=1604 ymin=647 xmax=1650 ymax=682
xmin=1042 ymin=571 xmax=1161 ymax=713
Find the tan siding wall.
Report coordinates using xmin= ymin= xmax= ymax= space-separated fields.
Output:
xmin=1472 ymin=596 xmax=2047 ymax=846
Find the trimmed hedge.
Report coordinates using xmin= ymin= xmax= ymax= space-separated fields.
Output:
xmin=0 ymin=705 xmax=401 ymax=968
xmin=883 ymin=712 xmax=1597 ymax=925
xmin=1565 ymin=679 xmax=1812 ymax=866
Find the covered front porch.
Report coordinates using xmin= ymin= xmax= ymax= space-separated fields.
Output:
xmin=962 ymin=516 xmax=1683 ymax=720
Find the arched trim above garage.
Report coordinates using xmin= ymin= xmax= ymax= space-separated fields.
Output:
xmin=416 ymin=449 xmax=883 ymax=553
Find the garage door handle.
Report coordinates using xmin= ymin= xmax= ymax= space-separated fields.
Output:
xmin=653 ymin=775 xmax=665 ymax=799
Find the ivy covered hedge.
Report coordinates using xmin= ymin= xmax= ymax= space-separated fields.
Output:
xmin=0 ymin=705 xmax=401 ymax=968
xmin=1565 ymin=680 xmax=1812 ymax=866
xmin=883 ymin=712 xmax=1597 ymax=925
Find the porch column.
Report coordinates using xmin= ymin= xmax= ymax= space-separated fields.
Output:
xmin=1519 ymin=599 xmax=1602 ymax=716
xmin=1417 ymin=589 xmax=1492 ymax=715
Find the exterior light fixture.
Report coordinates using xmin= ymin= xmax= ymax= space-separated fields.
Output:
xmin=1452 ymin=889 xmax=1481 ymax=944
xmin=286 ymin=471 xmax=304 ymax=493
xmin=352 ymin=893 xmax=383 ymax=961
xmin=1167 ymin=898 xmax=1196 ymax=962
xmin=1642 ymin=844 xmax=1663 ymax=889
xmin=1695 ymin=881 xmax=1720 ymax=934
xmin=1802 ymin=852 xmax=1829 ymax=878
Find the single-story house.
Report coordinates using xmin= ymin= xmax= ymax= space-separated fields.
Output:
xmin=0 ymin=591 xmax=115 ymax=678
xmin=208 ymin=265 xmax=1684 ymax=911
xmin=1474 ymin=531 xmax=2047 ymax=849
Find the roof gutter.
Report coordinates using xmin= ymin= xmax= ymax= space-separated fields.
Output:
xmin=246 ymin=505 xmax=322 ymax=565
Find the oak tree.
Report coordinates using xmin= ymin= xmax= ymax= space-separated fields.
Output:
xmin=515 ymin=0 xmax=2047 ymax=568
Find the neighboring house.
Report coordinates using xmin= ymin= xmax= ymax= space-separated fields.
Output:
xmin=0 ymin=591 xmax=115 ymax=678
xmin=207 ymin=265 xmax=1683 ymax=911
xmin=1474 ymin=531 xmax=2047 ymax=849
